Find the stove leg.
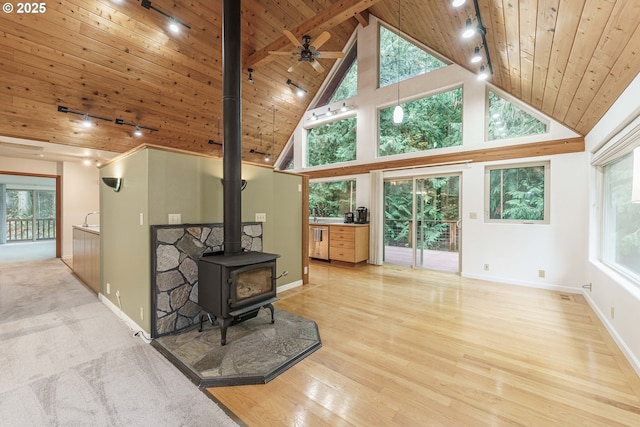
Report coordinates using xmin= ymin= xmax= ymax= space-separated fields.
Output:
xmin=220 ymin=317 xmax=233 ymax=346
xmin=265 ymin=303 xmax=275 ymax=324
xmin=198 ymin=313 xmax=204 ymax=332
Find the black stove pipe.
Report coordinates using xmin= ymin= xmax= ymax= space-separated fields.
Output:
xmin=222 ymin=0 xmax=242 ymax=256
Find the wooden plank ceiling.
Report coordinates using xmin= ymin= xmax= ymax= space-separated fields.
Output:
xmin=0 ymin=0 xmax=638 ymax=165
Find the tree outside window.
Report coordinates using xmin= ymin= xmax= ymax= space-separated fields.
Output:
xmin=488 ymin=91 xmax=547 ymax=141
xmin=379 ymin=88 xmax=463 ymax=157
xmin=309 ymin=180 xmax=356 ymax=218
xmin=486 ymin=162 xmax=549 ymax=223
xmin=379 ymin=26 xmax=446 ymax=88
xmin=306 ymin=117 xmax=357 ymax=167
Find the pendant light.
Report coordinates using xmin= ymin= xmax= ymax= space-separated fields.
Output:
xmin=393 ymin=0 xmax=404 ymax=124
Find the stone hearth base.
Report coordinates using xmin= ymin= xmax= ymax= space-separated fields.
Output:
xmin=151 ymin=308 xmax=321 ymax=387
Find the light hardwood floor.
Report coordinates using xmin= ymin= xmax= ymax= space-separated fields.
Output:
xmin=207 ymin=261 xmax=640 ymax=426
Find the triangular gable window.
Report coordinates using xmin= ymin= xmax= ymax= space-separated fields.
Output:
xmin=487 ymin=91 xmax=548 ymax=141
xmin=379 ymin=25 xmax=446 ymax=88
xmin=314 ymin=40 xmax=357 ymax=108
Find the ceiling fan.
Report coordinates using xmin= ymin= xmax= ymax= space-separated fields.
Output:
xmin=269 ymin=30 xmax=345 ymax=73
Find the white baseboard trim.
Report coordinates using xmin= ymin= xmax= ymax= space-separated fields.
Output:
xmin=277 ymin=279 xmax=303 ymax=293
xmin=461 ymin=272 xmax=582 ymax=294
xmin=582 ymin=291 xmax=640 ymax=377
xmin=99 ymin=293 xmax=151 ymax=343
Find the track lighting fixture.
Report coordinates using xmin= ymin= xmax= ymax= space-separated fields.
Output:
xmin=58 ymin=106 xmax=113 ymax=127
xmin=477 ymin=65 xmax=489 ymax=80
xmin=462 ymin=18 xmax=475 ymax=38
xmin=141 ymin=0 xmax=191 ymax=32
xmin=286 ymin=79 xmax=307 ymax=97
xmin=115 ymin=118 xmax=159 ymax=136
xmin=471 ymin=46 xmax=482 ymax=63
xmin=451 ymin=0 xmax=466 ymax=7
xmin=247 ymin=68 xmax=254 ymax=84
xmin=458 ymin=0 xmax=493 ymax=79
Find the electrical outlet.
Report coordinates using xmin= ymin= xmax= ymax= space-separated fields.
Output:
xmin=106 ymin=282 xmax=110 ymax=294
xmin=611 ymin=306 xmax=615 ymax=319
xmin=304 ymin=266 xmax=308 ymax=274
xmin=483 ymin=264 xmax=489 ymax=271
xmin=538 ymin=269 xmax=545 ymax=278
xmin=469 ymin=212 xmax=477 ymax=219
xmin=255 ymin=212 xmax=266 ymax=222
xmin=140 ymin=307 xmax=144 ymax=320
xmin=168 ymin=213 xmax=181 ymax=224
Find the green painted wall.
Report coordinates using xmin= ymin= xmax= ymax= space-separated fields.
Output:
xmin=100 ymin=147 xmax=303 ymax=334
xmin=100 ymin=149 xmax=151 ymax=331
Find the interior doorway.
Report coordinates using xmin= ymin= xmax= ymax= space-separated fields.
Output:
xmin=383 ymin=174 xmax=461 ymax=272
xmin=0 ymin=173 xmax=60 ymax=261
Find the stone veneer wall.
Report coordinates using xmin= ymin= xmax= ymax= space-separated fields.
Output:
xmin=150 ymin=223 xmax=263 ymax=337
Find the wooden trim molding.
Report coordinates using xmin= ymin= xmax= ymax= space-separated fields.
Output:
xmin=301 ymin=175 xmax=310 ymax=284
xmin=302 ymin=137 xmax=585 ymax=179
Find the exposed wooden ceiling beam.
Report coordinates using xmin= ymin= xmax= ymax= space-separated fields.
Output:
xmin=245 ymin=0 xmax=381 ymax=69
xmin=354 ymin=10 xmax=370 ymax=27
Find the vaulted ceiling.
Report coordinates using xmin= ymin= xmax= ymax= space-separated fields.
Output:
xmin=0 ymin=0 xmax=638 ymax=165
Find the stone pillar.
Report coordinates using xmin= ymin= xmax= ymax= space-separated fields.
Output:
xmin=0 ymin=184 xmax=6 ymax=244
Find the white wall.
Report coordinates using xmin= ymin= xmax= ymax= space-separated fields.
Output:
xmin=584 ymin=73 xmax=640 ymax=376
xmin=59 ymin=162 xmax=100 ymax=259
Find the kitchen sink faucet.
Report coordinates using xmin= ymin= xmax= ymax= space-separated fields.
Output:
xmin=83 ymin=212 xmax=100 ymax=227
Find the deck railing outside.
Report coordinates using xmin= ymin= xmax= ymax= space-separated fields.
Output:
xmin=6 ymin=218 xmax=56 ymax=242
xmin=384 ymin=219 xmax=459 ymax=252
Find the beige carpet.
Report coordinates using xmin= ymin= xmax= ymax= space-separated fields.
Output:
xmin=0 ymin=259 xmax=240 ymax=427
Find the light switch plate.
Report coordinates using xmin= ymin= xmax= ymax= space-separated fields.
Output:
xmin=255 ymin=212 xmax=266 ymax=222
xmin=168 ymin=213 xmax=181 ymax=224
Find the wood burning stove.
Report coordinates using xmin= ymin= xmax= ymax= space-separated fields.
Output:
xmin=198 ymin=251 xmax=281 ymax=345
xmin=196 ymin=0 xmax=286 ymax=346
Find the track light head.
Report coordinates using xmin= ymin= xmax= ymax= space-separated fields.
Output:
xmin=451 ymin=0 xmax=466 ymax=6
xmin=477 ymin=65 xmax=489 ymax=80
xmin=247 ymin=68 xmax=254 ymax=84
xmin=471 ymin=46 xmax=482 ymax=63
xmin=462 ymin=18 xmax=475 ymax=38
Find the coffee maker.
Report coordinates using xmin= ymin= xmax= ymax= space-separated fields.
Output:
xmin=344 ymin=212 xmax=354 ymax=223
xmin=355 ymin=207 xmax=368 ymax=224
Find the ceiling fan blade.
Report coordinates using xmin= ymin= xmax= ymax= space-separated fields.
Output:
xmin=269 ymin=51 xmax=297 ymax=57
xmin=310 ymin=59 xmax=324 ymax=73
xmin=311 ymin=31 xmax=331 ymax=50
xmin=284 ymin=30 xmax=301 ymax=49
xmin=288 ymin=60 xmax=303 ymax=73
xmin=317 ymin=51 xmax=345 ymax=59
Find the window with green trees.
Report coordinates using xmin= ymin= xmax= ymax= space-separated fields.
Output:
xmin=602 ymin=152 xmax=640 ymax=282
xmin=329 ymin=60 xmax=357 ymax=103
xmin=488 ymin=91 xmax=547 ymax=141
xmin=5 ymin=189 xmax=56 ymax=240
xmin=485 ymin=162 xmax=549 ymax=223
xmin=379 ymin=88 xmax=463 ymax=157
xmin=309 ymin=180 xmax=356 ymax=218
xmin=379 ymin=25 xmax=446 ymax=88
xmin=306 ymin=116 xmax=357 ymax=167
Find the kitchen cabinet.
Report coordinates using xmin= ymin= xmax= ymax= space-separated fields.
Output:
xmin=73 ymin=226 xmax=100 ymax=294
xmin=328 ymin=224 xmax=369 ymax=264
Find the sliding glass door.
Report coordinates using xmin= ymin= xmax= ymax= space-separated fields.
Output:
xmin=384 ymin=174 xmax=460 ymax=272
